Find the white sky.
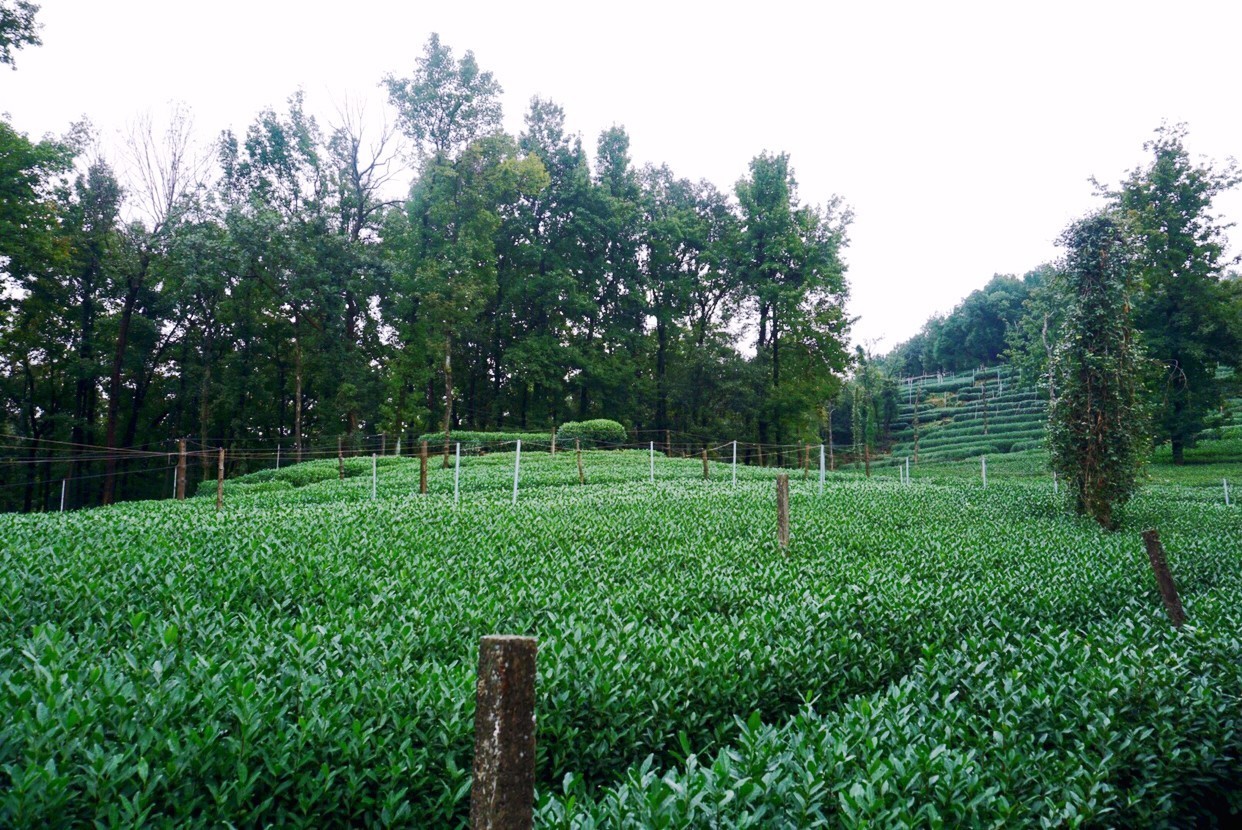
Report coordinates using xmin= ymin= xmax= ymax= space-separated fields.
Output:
xmin=3 ymin=0 xmax=1240 ymax=352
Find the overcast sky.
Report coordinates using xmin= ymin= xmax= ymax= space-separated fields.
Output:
xmin=3 ymin=0 xmax=1239 ymax=352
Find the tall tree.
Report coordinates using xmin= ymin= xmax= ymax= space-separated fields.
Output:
xmin=219 ymin=92 xmax=343 ymax=457
xmin=383 ymin=33 xmax=503 ymax=161
xmin=499 ymin=97 xmax=592 ymax=429
xmin=1048 ymin=212 xmax=1147 ymax=529
xmin=735 ymin=152 xmax=851 ymax=446
xmin=100 ymin=106 xmax=204 ymax=503
xmin=0 ymin=118 xmax=77 ymax=510
xmin=1100 ymin=123 xmax=1241 ymax=463
xmin=576 ymin=125 xmax=643 ymax=422
xmin=638 ymin=165 xmax=699 ymax=435
xmin=385 ymin=34 xmax=515 ymax=450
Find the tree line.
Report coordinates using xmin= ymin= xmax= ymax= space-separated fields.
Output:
xmin=0 ymin=32 xmax=852 ymax=510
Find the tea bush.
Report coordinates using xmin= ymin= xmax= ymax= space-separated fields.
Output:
xmin=2 ymin=450 xmax=1240 ymax=826
xmin=556 ymin=420 xmax=628 ymax=448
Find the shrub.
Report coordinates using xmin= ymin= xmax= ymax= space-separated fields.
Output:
xmin=556 ymin=420 xmax=628 ymax=448
xmin=415 ymin=431 xmax=550 ymax=452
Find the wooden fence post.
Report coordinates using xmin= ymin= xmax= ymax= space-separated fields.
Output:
xmin=702 ymin=446 xmax=709 ymax=481
xmin=471 ymin=635 xmax=537 ymax=830
xmin=802 ymin=443 xmax=810 ymax=481
xmin=338 ymin=436 xmax=345 ymax=481
xmin=576 ymin=439 xmax=585 ymax=485
xmin=551 ymin=428 xmax=557 ymax=456
xmin=176 ymin=439 xmax=187 ymax=500
xmin=420 ymin=441 xmax=429 ymax=495
xmin=776 ymin=474 xmax=790 ymax=550
xmin=216 ymin=447 xmax=225 ymax=512
xmin=1141 ymin=528 xmax=1185 ymax=628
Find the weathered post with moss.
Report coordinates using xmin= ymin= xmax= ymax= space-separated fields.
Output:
xmin=1142 ymin=529 xmax=1185 ymax=628
xmin=420 ymin=441 xmax=429 ymax=494
xmin=471 ymin=635 xmax=537 ymax=829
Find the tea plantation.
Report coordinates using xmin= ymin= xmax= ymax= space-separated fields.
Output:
xmin=2 ymin=449 xmax=1240 ymax=827
xmin=887 ymin=367 xmax=1047 ymax=463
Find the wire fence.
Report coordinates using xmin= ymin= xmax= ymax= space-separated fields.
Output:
xmin=3 ymin=425 xmax=1235 ymax=514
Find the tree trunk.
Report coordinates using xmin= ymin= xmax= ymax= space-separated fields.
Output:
xmin=102 ymin=280 xmax=141 ymax=505
xmin=294 ymin=337 xmax=304 ymax=463
xmin=21 ymin=364 xmax=39 ymax=512
xmin=199 ymin=363 xmax=212 ymax=484
xmin=70 ymin=289 xmax=98 ymax=508
xmin=655 ymin=317 xmax=669 ymax=435
xmin=443 ymin=333 xmax=453 ymax=468
xmin=577 ymin=317 xmax=595 ymax=420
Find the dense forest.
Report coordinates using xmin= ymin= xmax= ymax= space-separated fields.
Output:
xmin=1 ymin=33 xmax=853 ymax=510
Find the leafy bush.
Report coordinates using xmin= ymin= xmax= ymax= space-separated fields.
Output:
xmin=194 ymin=456 xmax=405 ymax=496
xmin=414 ymin=430 xmax=550 ymax=451
xmin=555 ymin=419 xmax=628 ymax=448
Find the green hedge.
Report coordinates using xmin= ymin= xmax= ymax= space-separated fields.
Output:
xmin=556 ymin=420 xmax=628 ymax=448
xmin=414 ymin=431 xmax=550 ymax=450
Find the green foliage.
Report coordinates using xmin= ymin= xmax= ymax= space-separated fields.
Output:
xmin=0 ymin=1 xmax=40 ymax=67
xmin=735 ymin=152 xmax=851 ymax=446
xmin=1102 ymin=123 xmax=1242 ymax=464
xmin=2 ymin=451 xmax=1240 ymax=827
xmin=886 ymin=271 xmax=1045 ymax=376
xmin=555 ymin=419 xmax=628 ymax=448
xmin=414 ymin=430 xmax=551 ymax=450
xmin=193 ymin=456 xmax=406 ymax=496
xmin=382 ymin=33 xmax=503 ymax=159
xmin=1048 ymin=213 xmax=1149 ymax=529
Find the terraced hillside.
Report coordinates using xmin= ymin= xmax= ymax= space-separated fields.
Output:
xmin=887 ymin=366 xmax=1045 ymax=463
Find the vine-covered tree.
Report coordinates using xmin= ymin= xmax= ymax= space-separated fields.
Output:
xmin=1047 ymin=212 xmax=1147 ymax=529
